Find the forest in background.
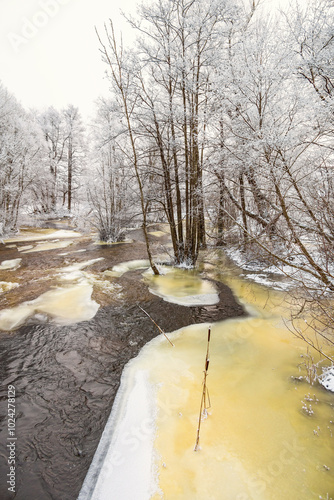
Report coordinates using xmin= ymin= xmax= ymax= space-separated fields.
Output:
xmin=1 ymin=0 xmax=334 ymax=356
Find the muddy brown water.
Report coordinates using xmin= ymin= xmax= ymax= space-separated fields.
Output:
xmin=0 ymin=224 xmax=244 ymax=500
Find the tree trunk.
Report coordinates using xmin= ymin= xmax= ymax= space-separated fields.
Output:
xmin=239 ymin=173 xmax=248 ymax=246
xmin=67 ymin=136 xmax=72 ymax=211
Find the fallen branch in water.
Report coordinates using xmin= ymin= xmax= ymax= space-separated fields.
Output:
xmin=194 ymin=326 xmax=212 ymax=451
xmin=138 ymin=306 xmax=174 ymax=347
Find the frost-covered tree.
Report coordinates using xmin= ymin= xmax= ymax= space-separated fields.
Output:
xmin=205 ymin=1 xmax=334 ymax=294
xmin=99 ymin=0 xmax=242 ymax=266
xmin=0 ymin=82 xmax=46 ymax=234
xmin=88 ymin=98 xmax=134 ymax=242
xmin=36 ymin=107 xmax=67 ymax=213
xmin=62 ymin=104 xmax=86 ymax=211
xmin=36 ymin=105 xmax=85 ymax=214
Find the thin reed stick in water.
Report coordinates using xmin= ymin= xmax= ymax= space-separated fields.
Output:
xmin=138 ymin=305 xmax=174 ymax=346
xmin=194 ymin=326 xmax=212 ymax=451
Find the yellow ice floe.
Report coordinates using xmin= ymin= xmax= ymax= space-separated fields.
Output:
xmin=146 ymin=267 xmax=219 ymax=306
xmin=0 ymin=258 xmax=22 ymax=270
xmin=0 ymin=283 xmax=99 ymax=331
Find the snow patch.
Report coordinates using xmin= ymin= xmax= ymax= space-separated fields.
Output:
xmin=319 ymin=365 xmax=334 ymax=392
xmin=225 ymin=247 xmax=294 ymax=291
xmin=243 ymin=273 xmax=291 ymax=291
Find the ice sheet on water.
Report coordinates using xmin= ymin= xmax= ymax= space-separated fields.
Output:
xmin=146 ymin=269 xmax=220 ymax=306
xmin=20 ymin=240 xmax=73 ymax=253
xmin=106 ymin=259 xmax=151 ymax=278
xmin=149 ymin=287 xmax=220 ymax=306
xmin=0 ymin=283 xmax=99 ymax=331
xmin=0 ymin=281 xmax=19 ymax=293
xmin=0 ymin=258 xmax=22 ymax=270
xmin=78 ymin=368 xmax=158 ymax=500
xmin=4 ymin=229 xmax=81 ymax=243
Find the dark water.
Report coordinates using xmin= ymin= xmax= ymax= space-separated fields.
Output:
xmin=0 ymin=313 xmax=127 ymax=499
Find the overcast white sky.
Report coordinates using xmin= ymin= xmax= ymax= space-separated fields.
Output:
xmin=0 ymin=0 xmax=288 ymax=121
xmin=0 ymin=0 xmax=139 ymax=119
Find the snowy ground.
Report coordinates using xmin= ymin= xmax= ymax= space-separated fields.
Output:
xmin=224 ymin=246 xmax=295 ymax=291
xmin=319 ymin=365 xmax=334 ymax=392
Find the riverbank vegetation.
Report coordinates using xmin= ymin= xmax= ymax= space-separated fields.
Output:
xmin=1 ymin=0 xmax=334 ymax=358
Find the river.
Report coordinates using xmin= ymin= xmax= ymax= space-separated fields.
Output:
xmin=0 ymin=224 xmax=333 ymax=499
xmin=0 ymin=222 xmax=242 ymax=499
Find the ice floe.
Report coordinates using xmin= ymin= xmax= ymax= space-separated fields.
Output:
xmin=17 ymin=245 xmax=34 ymax=251
xmin=105 ymin=259 xmax=151 ymax=278
xmin=4 ymin=229 xmax=81 ymax=243
xmin=0 ymin=258 xmax=105 ymax=331
xmin=58 ymin=249 xmax=87 ymax=256
xmin=0 ymin=283 xmax=99 ymax=331
xmin=0 ymin=258 xmax=22 ymax=270
xmin=59 ymin=258 xmax=104 ymax=282
xmin=147 ymin=270 xmax=219 ymax=306
xmin=20 ymin=240 xmax=73 ymax=253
